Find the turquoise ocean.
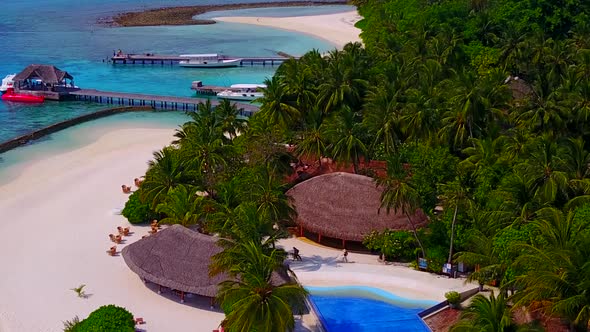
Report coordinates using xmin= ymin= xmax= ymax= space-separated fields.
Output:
xmin=0 ymin=1 xmax=353 ymax=174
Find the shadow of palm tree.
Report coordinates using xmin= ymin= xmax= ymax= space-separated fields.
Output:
xmin=288 ymin=254 xmax=341 ymax=272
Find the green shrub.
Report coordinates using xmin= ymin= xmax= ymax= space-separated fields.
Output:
xmin=445 ymin=291 xmax=461 ymax=305
xmin=121 ymin=190 xmax=157 ymax=224
xmin=77 ymin=305 xmax=134 ymax=332
xmin=363 ymin=229 xmax=417 ymax=261
xmin=63 ymin=316 xmax=81 ymax=332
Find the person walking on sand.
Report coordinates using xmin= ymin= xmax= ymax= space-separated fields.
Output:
xmin=292 ymin=247 xmax=302 ymax=261
xmin=342 ymin=249 xmax=349 ymax=263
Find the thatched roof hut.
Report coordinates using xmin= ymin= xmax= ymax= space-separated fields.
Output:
xmin=13 ymin=64 xmax=73 ymax=85
xmin=122 ymin=225 xmax=290 ymax=298
xmin=287 ymin=172 xmax=428 ymax=242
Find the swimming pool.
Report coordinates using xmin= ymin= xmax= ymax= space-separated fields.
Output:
xmin=306 ymin=286 xmax=436 ymax=332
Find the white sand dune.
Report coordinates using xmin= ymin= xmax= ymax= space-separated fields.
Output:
xmin=214 ymin=10 xmax=363 ymax=49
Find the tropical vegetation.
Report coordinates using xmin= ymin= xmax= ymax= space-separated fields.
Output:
xmin=122 ymin=0 xmax=590 ymax=329
xmin=63 ymin=305 xmax=135 ymax=332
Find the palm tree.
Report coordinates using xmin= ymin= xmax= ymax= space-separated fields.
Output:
xmin=439 ymin=179 xmax=473 ymax=263
xmin=141 ymin=147 xmax=194 ymax=209
xmin=215 ymin=99 xmax=246 ymax=141
xmin=323 ymin=106 xmax=368 ymax=173
xmin=450 ymin=292 xmax=515 ymax=332
xmin=376 ymin=155 xmax=426 ymax=258
xmin=213 ymin=242 xmax=307 ymax=332
xmin=512 ymin=218 xmax=590 ymax=332
xmin=362 ymin=83 xmax=403 ymax=155
xmin=295 ymin=107 xmax=327 ymax=166
xmin=515 ymin=135 xmax=569 ymax=205
xmin=246 ymin=166 xmax=296 ymax=225
xmin=155 ymin=185 xmax=204 ymax=228
xmin=454 ymin=230 xmax=504 ymax=291
xmin=257 ymin=76 xmax=300 ymax=129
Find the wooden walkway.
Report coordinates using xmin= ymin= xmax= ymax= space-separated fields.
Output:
xmin=69 ymin=89 xmax=258 ymax=116
xmin=111 ymin=54 xmax=296 ymax=66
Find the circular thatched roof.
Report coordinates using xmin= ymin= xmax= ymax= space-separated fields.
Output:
xmin=122 ymin=225 xmax=225 ymax=297
xmin=122 ymin=225 xmax=291 ymax=298
xmin=287 ymin=172 xmax=428 ymax=242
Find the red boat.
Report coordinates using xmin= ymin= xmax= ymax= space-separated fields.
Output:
xmin=1 ymin=88 xmax=45 ymax=103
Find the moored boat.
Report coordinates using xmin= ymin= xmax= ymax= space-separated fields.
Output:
xmin=179 ymin=54 xmax=241 ymax=68
xmin=216 ymin=83 xmax=266 ymax=101
xmin=0 ymin=74 xmax=16 ymax=93
xmin=1 ymin=88 xmax=45 ymax=103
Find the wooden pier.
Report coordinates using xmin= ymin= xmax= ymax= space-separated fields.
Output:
xmin=110 ymin=54 xmax=296 ymax=66
xmin=69 ymin=89 xmax=258 ymax=116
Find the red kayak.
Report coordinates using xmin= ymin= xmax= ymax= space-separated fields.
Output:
xmin=2 ymin=88 xmax=45 ymax=103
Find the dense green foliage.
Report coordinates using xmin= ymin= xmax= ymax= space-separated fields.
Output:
xmin=65 ymin=305 xmax=134 ymax=332
xmin=121 ymin=191 xmax=157 ymax=224
xmin=363 ymin=229 xmax=416 ymax=261
xmin=124 ymin=0 xmax=590 ymax=329
xmin=252 ymin=0 xmax=590 ymax=329
xmin=125 ymin=98 xmax=305 ymax=330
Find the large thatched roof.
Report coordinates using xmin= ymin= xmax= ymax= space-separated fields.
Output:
xmin=13 ymin=64 xmax=73 ymax=84
xmin=122 ymin=225 xmax=290 ymax=297
xmin=287 ymin=172 xmax=428 ymax=242
xmin=122 ymin=225 xmax=225 ymax=297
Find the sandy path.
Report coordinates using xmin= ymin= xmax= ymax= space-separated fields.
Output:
xmin=214 ymin=11 xmax=362 ymax=49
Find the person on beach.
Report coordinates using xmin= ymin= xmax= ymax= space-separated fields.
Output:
xmin=342 ymin=249 xmax=349 ymax=263
xmin=134 ymin=178 xmax=143 ymax=187
xmin=121 ymin=185 xmax=131 ymax=194
xmin=292 ymin=247 xmax=302 ymax=261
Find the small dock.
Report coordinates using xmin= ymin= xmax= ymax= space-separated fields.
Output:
xmin=69 ymin=89 xmax=258 ymax=116
xmin=111 ymin=54 xmax=296 ymax=66
xmin=190 ymin=81 xmax=231 ymax=96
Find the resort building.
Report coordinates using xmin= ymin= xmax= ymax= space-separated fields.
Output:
xmin=122 ymin=224 xmax=290 ymax=304
xmin=12 ymin=64 xmax=77 ymax=100
xmin=287 ymin=172 xmax=428 ymax=248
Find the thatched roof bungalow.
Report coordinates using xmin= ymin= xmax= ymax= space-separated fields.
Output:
xmin=14 ymin=64 xmax=73 ymax=87
xmin=286 ymin=172 xmax=428 ymax=245
xmin=122 ymin=225 xmax=290 ymax=303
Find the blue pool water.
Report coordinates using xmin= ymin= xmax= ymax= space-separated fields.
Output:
xmin=307 ymin=286 xmax=436 ymax=332
xmin=0 ymin=1 xmax=353 ymax=143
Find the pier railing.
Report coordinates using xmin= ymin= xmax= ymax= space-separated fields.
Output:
xmin=111 ymin=54 xmax=297 ymax=66
xmin=69 ymin=89 xmax=258 ymax=117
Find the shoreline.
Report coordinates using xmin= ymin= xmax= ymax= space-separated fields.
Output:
xmin=0 ymin=106 xmax=153 ymax=155
xmin=213 ymin=10 xmax=362 ymax=49
xmin=105 ymin=1 xmax=349 ymax=27
xmin=0 ymin=121 xmax=473 ymax=331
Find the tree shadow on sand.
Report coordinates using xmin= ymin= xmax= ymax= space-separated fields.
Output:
xmin=287 ymin=254 xmax=342 ymax=272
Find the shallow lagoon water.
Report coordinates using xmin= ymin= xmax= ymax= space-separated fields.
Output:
xmin=0 ymin=1 xmax=351 ymax=143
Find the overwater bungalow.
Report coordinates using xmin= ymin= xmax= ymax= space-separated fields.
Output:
xmin=287 ymin=172 xmax=428 ymax=249
xmin=13 ymin=64 xmax=78 ymax=100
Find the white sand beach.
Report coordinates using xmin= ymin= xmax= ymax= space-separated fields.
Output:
xmin=0 ymin=120 xmax=473 ymax=331
xmin=0 ymin=125 xmax=226 ymax=332
xmin=214 ymin=11 xmax=362 ymax=49
xmin=0 ymin=10 xmax=471 ymax=332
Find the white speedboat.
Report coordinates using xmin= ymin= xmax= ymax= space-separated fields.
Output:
xmin=0 ymin=74 xmax=16 ymax=93
xmin=217 ymin=84 xmax=266 ymax=101
xmin=179 ymin=54 xmax=241 ymax=68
